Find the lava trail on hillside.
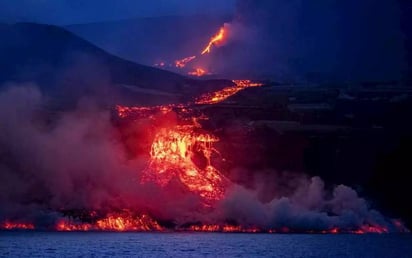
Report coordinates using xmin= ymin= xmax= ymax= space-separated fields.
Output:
xmin=0 ymin=80 xmax=408 ymax=233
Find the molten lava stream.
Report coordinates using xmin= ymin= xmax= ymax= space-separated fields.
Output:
xmin=201 ymin=26 xmax=227 ymax=55
xmin=188 ymin=68 xmax=207 ymax=77
xmin=109 ymin=79 xmax=402 ymax=234
xmin=187 ymin=224 xmax=261 ymax=233
xmin=56 ymin=213 xmax=164 ymax=232
xmin=143 ymin=123 xmax=226 ymax=202
xmin=115 ymin=80 xmax=264 ymax=205
xmin=196 ymin=80 xmax=263 ymax=105
xmin=175 ymin=56 xmax=196 ymax=68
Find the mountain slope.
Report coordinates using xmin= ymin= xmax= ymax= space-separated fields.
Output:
xmin=66 ymin=15 xmax=230 ymax=66
xmin=0 ymin=22 xmax=231 ymax=106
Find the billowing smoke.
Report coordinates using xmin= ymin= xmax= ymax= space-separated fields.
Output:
xmin=0 ymin=83 xmax=406 ymax=232
xmin=213 ymin=0 xmax=405 ymax=82
xmin=0 ymin=84 xmax=204 ymax=224
xmin=218 ymin=176 xmax=393 ymax=231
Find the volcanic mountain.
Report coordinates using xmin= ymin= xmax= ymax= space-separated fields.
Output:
xmin=0 ymin=22 xmax=231 ymax=107
xmin=66 ymin=15 xmax=230 ymax=67
xmin=0 ymin=22 xmax=410 ymax=233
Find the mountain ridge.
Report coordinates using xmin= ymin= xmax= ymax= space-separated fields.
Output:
xmin=0 ymin=22 xmax=232 ymax=106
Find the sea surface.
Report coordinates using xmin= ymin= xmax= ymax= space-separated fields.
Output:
xmin=0 ymin=232 xmax=411 ymax=258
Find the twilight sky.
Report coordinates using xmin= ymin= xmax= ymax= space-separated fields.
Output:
xmin=0 ymin=0 xmax=236 ymax=25
xmin=0 ymin=0 xmax=409 ymax=81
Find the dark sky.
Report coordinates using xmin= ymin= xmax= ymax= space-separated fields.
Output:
xmin=0 ymin=0 xmax=236 ymax=25
xmin=1 ymin=0 xmax=409 ymax=81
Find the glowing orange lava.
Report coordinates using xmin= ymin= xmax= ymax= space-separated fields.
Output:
xmin=175 ymin=56 xmax=196 ymax=68
xmin=1 ymin=216 xmax=399 ymax=233
xmin=85 ymin=80 xmax=406 ymax=234
xmin=115 ymin=80 xmax=265 ymax=202
xmin=143 ymin=123 xmax=226 ymax=202
xmin=116 ymin=104 xmax=176 ymax=119
xmin=188 ymin=224 xmax=261 ymax=233
xmin=0 ymin=221 xmax=35 ymax=230
xmin=188 ymin=68 xmax=207 ymax=77
xmin=201 ymin=26 xmax=227 ymax=55
xmin=155 ymin=24 xmax=229 ymax=73
xmin=352 ymin=225 xmax=389 ymax=234
xmin=196 ymin=80 xmax=263 ymax=104
xmin=56 ymin=213 xmax=163 ymax=232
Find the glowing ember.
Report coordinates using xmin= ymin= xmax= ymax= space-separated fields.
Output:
xmin=56 ymin=220 xmax=93 ymax=231
xmin=56 ymin=213 xmax=163 ymax=232
xmin=188 ymin=224 xmax=261 ymax=233
xmin=96 ymin=214 xmax=163 ymax=231
xmin=0 ymin=221 xmax=35 ymax=230
xmin=352 ymin=224 xmax=389 ymax=234
xmin=201 ymin=26 xmax=227 ymax=55
xmin=175 ymin=56 xmax=196 ymax=68
xmin=0 ymin=217 xmax=404 ymax=233
xmin=196 ymin=80 xmax=263 ymax=104
xmin=188 ymin=68 xmax=207 ymax=77
xmin=116 ymin=104 xmax=178 ymax=119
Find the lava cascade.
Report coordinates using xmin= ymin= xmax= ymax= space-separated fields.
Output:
xmin=143 ymin=124 xmax=225 ymax=201
xmin=116 ymin=80 xmax=262 ymax=204
xmin=0 ymin=80 xmax=407 ymax=234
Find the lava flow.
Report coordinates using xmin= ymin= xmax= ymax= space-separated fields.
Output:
xmin=196 ymin=80 xmax=263 ymax=104
xmin=143 ymin=124 xmax=225 ymax=202
xmin=116 ymin=80 xmax=262 ymax=203
xmin=175 ymin=56 xmax=196 ymax=68
xmin=56 ymin=212 xmax=163 ymax=232
xmin=1 ymin=79 xmax=408 ymax=234
xmin=188 ymin=68 xmax=207 ymax=77
xmin=154 ymin=24 xmax=230 ymax=76
xmin=201 ymin=26 xmax=228 ymax=55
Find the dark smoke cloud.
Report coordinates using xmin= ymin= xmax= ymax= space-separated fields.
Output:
xmin=0 ymin=84 xmax=205 ymax=223
xmin=0 ymin=83 xmax=405 ymax=231
xmin=215 ymin=0 xmax=405 ymax=82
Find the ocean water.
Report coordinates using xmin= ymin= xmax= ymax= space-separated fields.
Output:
xmin=0 ymin=232 xmax=411 ymax=258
